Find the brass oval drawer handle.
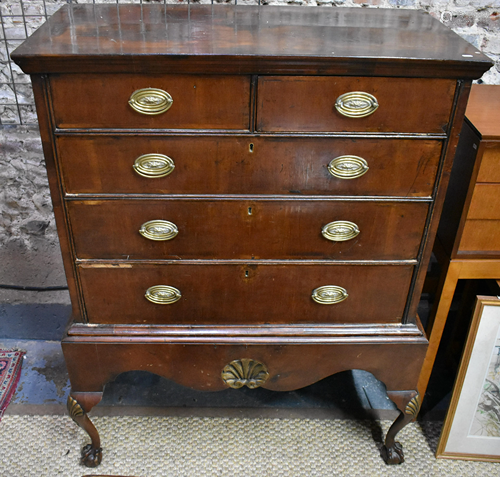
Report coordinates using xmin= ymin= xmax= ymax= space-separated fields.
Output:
xmin=328 ymin=155 xmax=369 ymax=179
xmin=129 ymin=88 xmax=173 ymax=115
xmin=322 ymin=220 xmax=360 ymax=242
xmin=222 ymin=359 xmax=269 ymax=389
xmin=145 ymin=285 xmax=181 ymax=305
xmin=312 ymin=285 xmax=348 ymax=305
xmin=335 ymin=91 xmax=378 ymax=118
xmin=133 ymin=154 xmax=175 ymax=178
xmin=139 ymin=220 xmax=178 ymax=241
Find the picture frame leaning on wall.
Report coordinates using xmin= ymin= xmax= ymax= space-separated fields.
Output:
xmin=437 ymin=295 xmax=500 ymax=462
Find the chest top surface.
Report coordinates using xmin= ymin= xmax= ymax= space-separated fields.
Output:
xmin=11 ymin=4 xmax=491 ymax=77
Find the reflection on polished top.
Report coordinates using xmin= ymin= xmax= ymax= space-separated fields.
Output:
xmin=11 ymin=4 xmax=491 ymax=77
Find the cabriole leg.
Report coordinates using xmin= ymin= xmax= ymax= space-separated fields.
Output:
xmin=67 ymin=393 xmax=103 ymax=467
xmin=381 ymin=392 xmax=420 ymax=465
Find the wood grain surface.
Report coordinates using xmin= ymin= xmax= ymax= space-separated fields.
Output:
xmin=63 ymin=339 xmax=427 ymax=393
xmin=476 ymin=144 xmax=500 ymax=183
xmin=464 ymin=85 xmax=500 ymax=140
xmin=258 ymin=76 xmax=455 ymax=134
xmin=11 ymin=5 xmax=491 ymax=77
xmin=78 ymin=262 xmax=413 ymax=325
xmin=67 ymin=199 xmax=428 ymax=260
xmin=50 ymin=74 xmax=251 ymax=130
xmin=467 ymin=184 xmax=500 ymax=219
xmin=459 ymin=220 xmax=500 ymax=253
xmin=57 ymin=135 xmax=442 ymax=197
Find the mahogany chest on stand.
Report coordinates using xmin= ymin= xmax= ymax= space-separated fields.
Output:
xmin=12 ymin=4 xmax=492 ymax=467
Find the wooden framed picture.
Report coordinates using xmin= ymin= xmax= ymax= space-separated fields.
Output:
xmin=437 ymin=297 xmax=500 ymax=461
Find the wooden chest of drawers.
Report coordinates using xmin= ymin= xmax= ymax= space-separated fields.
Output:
xmin=418 ymin=85 xmax=500 ymax=398
xmin=438 ymin=85 xmax=500 ymax=259
xmin=12 ymin=4 xmax=491 ymax=468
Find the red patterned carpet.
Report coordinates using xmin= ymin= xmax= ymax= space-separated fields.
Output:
xmin=0 ymin=350 xmax=25 ymax=420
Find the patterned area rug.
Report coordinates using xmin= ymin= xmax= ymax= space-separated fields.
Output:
xmin=0 ymin=350 xmax=25 ymax=420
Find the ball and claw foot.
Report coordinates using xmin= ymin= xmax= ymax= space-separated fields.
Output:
xmin=67 ymin=395 xmax=103 ymax=467
xmin=381 ymin=441 xmax=404 ymax=465
xmin=81 ymin=443 xmax=103 ymax=468
xmin=381 ymin=392 xmax=420 ymax=465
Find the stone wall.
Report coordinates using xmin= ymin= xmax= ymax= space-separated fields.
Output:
xmin=0 ymin=126 xmax=53 ymax=248
xmin=0 ymin=0 xmax=499 ymax=294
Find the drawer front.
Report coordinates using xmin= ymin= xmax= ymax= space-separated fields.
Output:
xmin=476 ymin=143 xmax=500 ymax=184
xmin=467 ymin=184 xmax=500 ymax=220
xmin=257 ymin=77 xmax=455 ymax=133
xmin=459 ymin=220 xmax=500 ymax=254
xmin=67 ymin=199 xmax=428 ymax=260
xmin=50 ymin=74 xmax=251 ymax=130
xmin=57 ymin=135 xmax=441 ymax=197
xmin=78 ymin=263 xmax=413 ymax=325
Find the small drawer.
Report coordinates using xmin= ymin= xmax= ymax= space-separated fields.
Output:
xmin=67 ymin=199 xmax=428 ymax=260
xmin=467 ymin=184 xmax=500 ymax=220
xmin=459 ymin=219 xmax=500 ymax=254
xmin=49 ymin=74 xmax=251 ymax=130
xmin=78 ymin=263 xmax=414 ymax=325
xmin=57 ymin=135 xmax=441 ymax=197
xmin=257 ymin=76 xmax=455 ymax=133
xmin=476 ymin=144 xmax=500 ymax=184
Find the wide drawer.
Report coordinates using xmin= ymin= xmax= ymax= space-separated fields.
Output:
xmin=49 ymin=74 xmax=251 ymax=130
xmin=78 ymin=263 xmax=414 ymax=325
xmin=57 ymin=135 xmax=441 ymax=197
xmin=67 ymin=199 xmax=428 ymax=260
xmin=257 ymin=77 xmax=455 ymax=133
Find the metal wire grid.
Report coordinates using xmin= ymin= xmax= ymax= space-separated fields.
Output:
xmin=1 ymin=0 xmax=50 ymax=125
xmin=1 ymin=0 xmax=257 ymax=126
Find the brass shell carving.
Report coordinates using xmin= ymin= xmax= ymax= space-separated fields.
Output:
xmin=67 ymin=396 xmax=84 ymax=420
xmin=139 ymin=220 xmax=178 ymax=241
xmin=129 ymin=88 xmax=173 ymax=115
xmin=312 ymin=285 xmax=348 ymax=305
xmin=335 ymin=91 xmax=379 ymax=118
xmin=145 ymin=285 xmax=182 ymax=305
xmin=133 ymin=154 xmax=175 ymax=178
xmin=222 ymin=359 xmax=269 ymax=389
xmin=322 ymin=220 xmax=360 ymax=242
xmin=405 ymin=394 xmax=421 ymax=418
xmin=328 ymin=155 xmax=369 ymax=179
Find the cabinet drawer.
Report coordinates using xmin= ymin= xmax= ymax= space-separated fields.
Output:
xmin=467 ymin=184 xmax=500 ymax=219
xmin=50 ymin=74 xmax=251 ymax=130
xmin=67 ymin=199 xmax=428 ymax=260
xmin=57 ymin=135 xmax=441 ymax=197
xmin=459 ymin=220 xmax=500 ymax=254
xmin=257 ymin=77 xmax=455 ymax=133
xmin=476 ymin=144 xmax=500 ymax=184
xmin=78 ymin=263 xmax=413 ymax=325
